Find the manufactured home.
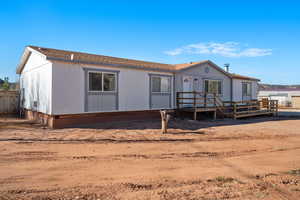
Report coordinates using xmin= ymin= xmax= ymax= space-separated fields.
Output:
xmin=17 ymin=46 xmax=260 ymax=128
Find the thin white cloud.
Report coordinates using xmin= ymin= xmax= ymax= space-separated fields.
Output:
xmin=164 ymin=42 xmax=272 ymax=57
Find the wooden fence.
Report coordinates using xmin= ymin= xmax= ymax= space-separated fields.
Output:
xmin=0 ymin=91 xmax=19 ymax=114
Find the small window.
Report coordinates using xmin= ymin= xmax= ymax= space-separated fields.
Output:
xmin=204 ymin=80 xmax=222 ymax=95
xmin=89 ymin=72 xmax=102 ymax=91
xmin=151 ymin=76 xmax=171 ymax=93
xmin=88 ymin=71 xmax=116 ymax=92
xmin=242 ymin=82 xmax=251 ymax=96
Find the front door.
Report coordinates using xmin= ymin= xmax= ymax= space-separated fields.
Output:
xmin=182 ymin=76 xmax=193 ymax=107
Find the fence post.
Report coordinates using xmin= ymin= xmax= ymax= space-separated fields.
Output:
xmin=160 ymin=110 xmax=170 ymax=134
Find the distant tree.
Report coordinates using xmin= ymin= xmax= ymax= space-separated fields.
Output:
xmin=1 ymin=77 xmax=10 ymax=91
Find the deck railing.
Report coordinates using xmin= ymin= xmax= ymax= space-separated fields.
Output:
xmin=176 ymin=91 xmax=219 ymax=109
xmin=176 ymin=91 xmax=279 ymax=119
xmin=231 ymin=99 xmax=278 ymax=119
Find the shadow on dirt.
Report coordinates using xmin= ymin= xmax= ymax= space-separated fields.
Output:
xmin=69 ymin=115 xmax=300 ymax=131
xmin=1 ymin=114 xmax=300 ymax=134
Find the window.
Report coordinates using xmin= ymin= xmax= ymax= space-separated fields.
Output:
xmin=88 ymin=71 xmax=116 ymax=92
xmin=242 ymin=82 xmax=251 ymax=96
xmin=89 ymin=72 xmax=102 ymax=91
xmin=103 ymin=73 xmax=116 ymax=91
xmin=204 ymin=80 xmax=222 ymax=95
xmin=151 ymin=76 xmax=171 ymax=93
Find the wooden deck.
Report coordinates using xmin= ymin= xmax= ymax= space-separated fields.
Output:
xmin=176 ymin=92 xmax=278 ymax=120
xmin=180 ymin=106 xmax=218 ymax=120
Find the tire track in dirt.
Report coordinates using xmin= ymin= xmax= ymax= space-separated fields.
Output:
xmin=186 ymin=141 xmax=300 ymax=200
xmin=216 ymin=159 xmax=299 ymax=200
xmin=0 ymin=132 xmax=299 ymax=144
xmin=88 ymin=146 xmax=300 ymax=161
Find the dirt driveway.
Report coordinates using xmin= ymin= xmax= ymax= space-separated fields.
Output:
xmin=0 ymin=116 xmax=300 ymax=200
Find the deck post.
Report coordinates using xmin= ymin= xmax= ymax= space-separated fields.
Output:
xmin=276 ymin=100 xmax=279 ymax=117
xmin=233 ymin=102 xmax=237 ymax=120
xmin=193 ymin=91 xmax=197 ymax=120
xmin=175 ymin=92 xmax=180 ymax=118
xmin=204 ymin=93 xmax=207 ymax=108
xmin=213 ymin=93 xmax=216 ymax=107
xmin=194 ymin=111 xmax=197 ymax=121
xmin=193 ymin=91 xmax=196 ymax=109
xmin=214 ymin=110 xmax=217 ymax=120
xmin=176 ymin=92 xmax=180 ymax=109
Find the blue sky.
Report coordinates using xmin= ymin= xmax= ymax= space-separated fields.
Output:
xmin=1 ymin=0 xmax=300 ymax=84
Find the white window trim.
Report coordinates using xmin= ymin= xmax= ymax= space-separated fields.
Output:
xmin=151 ymin=75 xmax=171 ymax=94
xmin=203 ymin=79 xmax=223 ymax=96
xmin=88 ymin=71 xmax=117 ymax=93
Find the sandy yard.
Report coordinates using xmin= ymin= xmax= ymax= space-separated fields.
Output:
xmin=0 ymin=116 xmax=300 ymax=200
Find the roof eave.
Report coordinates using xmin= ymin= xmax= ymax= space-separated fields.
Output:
xmin=177 ymin=60 xmax=232 ymax=78
xmin=16 ymin=48 xmax=31 ymax=74
xmin=16 ymin=46 xmax=48 ymax=74
xmin=232 ymin=77 xmax=260 ymax=82
xmin=47 ymin=57 xmax=177 ymax=73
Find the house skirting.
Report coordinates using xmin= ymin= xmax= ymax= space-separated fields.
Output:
xmin=25 ymin=109 xmax=163 ymax=128
xmin=25 ymin=110 xmax=55 ymax=127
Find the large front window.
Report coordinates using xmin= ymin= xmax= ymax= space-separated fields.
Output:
xmin=88 ymin=71 xmax=116 ymax=92
xmin=204 ymin=80 xmax=222 ymax=95
xmin=242 ymin=82 xmax=251 ymax=96
xmin=151 ymin=76 xmax=171 ymax=93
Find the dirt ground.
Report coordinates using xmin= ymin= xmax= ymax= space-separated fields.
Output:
xmin=0 ymin=116 xmax=300 ymax=200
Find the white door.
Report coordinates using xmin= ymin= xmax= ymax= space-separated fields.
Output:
xmin=182 ymin=76 xmax=193 ymax=107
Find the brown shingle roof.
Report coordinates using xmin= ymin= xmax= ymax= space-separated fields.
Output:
xmin=17 ymin=46 xmax=259 ymax=81
xmin=174 ymin=61 xmax=259 ymax=81
xmin=28 ymin=45 xmax=176 ymax=72
xmin=230 ymin=73 xmax=260 ymax=81
xmin=174 ymin=60 xmax=211 ymax=70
